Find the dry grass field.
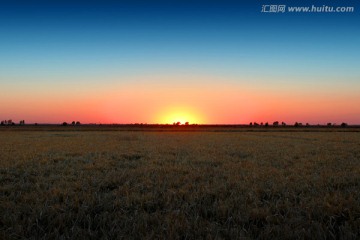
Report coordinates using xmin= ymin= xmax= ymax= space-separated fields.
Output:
xmin=1 ymin=127 xmax=360 ymax=239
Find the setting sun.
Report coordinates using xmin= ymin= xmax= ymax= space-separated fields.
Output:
xmin=156 ymin=107 xmax=205 ymax=125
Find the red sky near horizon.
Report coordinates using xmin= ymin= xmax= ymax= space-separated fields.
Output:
xmin=2 ymin=74 xmax=359 ymax=125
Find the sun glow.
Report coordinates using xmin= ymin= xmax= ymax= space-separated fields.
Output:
xmin=156 ymin=107 xmax=205 ymax=125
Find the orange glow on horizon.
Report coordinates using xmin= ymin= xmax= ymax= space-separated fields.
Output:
xmin=3 ymin=74 xmax=359 ymax=124
xmin=155 ymin=106 xmax=206 ymax=125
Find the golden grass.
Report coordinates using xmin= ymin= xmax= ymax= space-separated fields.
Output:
xmin=1 ymin=129 xmax=360 ymax=239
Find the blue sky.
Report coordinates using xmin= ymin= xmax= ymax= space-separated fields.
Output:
xmin=0 ymin=0 xmax=359 ymax=123
xmin=1 ymin=0 xmax=358 ymax=77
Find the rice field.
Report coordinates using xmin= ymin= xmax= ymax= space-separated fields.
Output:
xmin=1 ymin=127 xmax=360 ymax=239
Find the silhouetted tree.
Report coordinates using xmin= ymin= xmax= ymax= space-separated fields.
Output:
xmin=72 ymin=121 xmax=76 ymax=125
xmin=273 ymin=121 xmax=279 ymax=126
xmin=265 ymin=122 xmax=269 ymax=127
xmin=260 ymin=122 xmax=263 ymax=126
xmin=249 ymin=122 xmax=253 ymax=126
xmin=294 ymin=122 xmax=299 ymax=127
xmin=254 ymin=122 xmax=259 ymax=126
xmin=62 ymin=122 xmax=68 ymax=126
xmin=176 ymin=122 xmax=181 ymax=126
xmin=341 ymin=122 xmax=348 ymax=127
xmin=184 ymin=122 xmax=189 ymax=125
xmin=281 ymin=122 xmax=286 ymax=126
xmin=19 ymin=120 xmax=25 ymax=125
xmin=35 ymin=123 xmax=38 ymax=126
xmin=327 ymin=123 xmax=332 ymax=126
xmin=306 ymin=123 xmax=310 ymax=126
xmin=76 ymin=121 xmax=81 ymax=125
xmin=0 ymin=121 xmax=4 ymax=126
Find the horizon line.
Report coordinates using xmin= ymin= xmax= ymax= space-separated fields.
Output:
xmin=1 ymin=122 xmax=359 ymax=127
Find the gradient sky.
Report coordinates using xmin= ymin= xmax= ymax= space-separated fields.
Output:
xmin=1 ymin=0 xmax=359 ymax=124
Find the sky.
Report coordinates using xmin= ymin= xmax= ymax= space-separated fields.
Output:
xmin=0 ymin=0 xmax=359 ymax=124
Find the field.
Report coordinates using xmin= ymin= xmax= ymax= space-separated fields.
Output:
xmin=1 ymin=126 xmax=360 ymax=239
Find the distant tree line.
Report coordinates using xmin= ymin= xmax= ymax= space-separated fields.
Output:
xmin=249 ymin=121 xmax=349 ymax=127
xmin=0 ymin=119 xmax=350 ymax=127
xmin=0 ymin=120 xmax=25 ymax=126
xmin=62 ymin=121 xmax=81 ymax=126
xmin=172 ymin=122 xmax=190 ymax=126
